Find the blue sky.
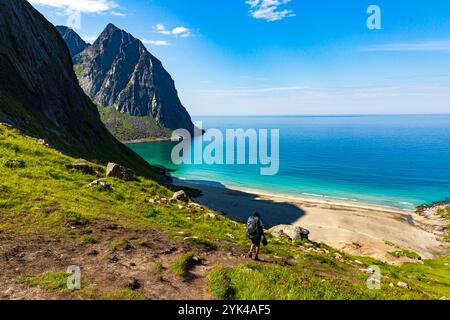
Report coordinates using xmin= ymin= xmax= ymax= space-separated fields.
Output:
xmin=29 ymin=0 xmax=450 ymax=115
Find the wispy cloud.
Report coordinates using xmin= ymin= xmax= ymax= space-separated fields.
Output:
xmin=155 ymin=24 xmax=192 ymax=38
xmin=245 ymin=0 xmax=295 ymax=22
xmin=362 ymin=40 xmax=450 ymax=52
xmin=28 ymin=0 xmax=118 ymax=14
xmin=110 ymin=11 xmax=126 ymax=17
xmin=141 ymin=39 xmax=171 ymax=46
xmin=81 ymin=35 xmax=98 ymax=43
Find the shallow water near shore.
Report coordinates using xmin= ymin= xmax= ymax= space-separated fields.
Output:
xmin=128 ymin=115 xmax=450 ymax=210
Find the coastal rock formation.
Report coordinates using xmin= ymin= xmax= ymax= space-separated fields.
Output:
xmin=73 ymin=24 xmax=195 ymax=135
xmin=55 ymin=25 xmax=89 ymax=59
xmin=0 ymin=0 xmax=153 ymax=175
xmin=269 ymin=224 xmax=310 ymax=241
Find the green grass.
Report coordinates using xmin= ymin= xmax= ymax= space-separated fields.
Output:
xmin=77 ymin=234 xmax=99 ymax=245
xmin=111 ymin=239 xmax=133 ymax=251
xmin=207 ymin=262 xmax=430 ymax=300
xmin=389 ymin=250 xmax=421 ymax=260
xmin=19 ymin=271 xmax=149 ymax=300
xmin=19 ymin=271 xmax=71 ymax=293
xmin=153 ymin=261 xmax=164 ymax=282
xmin=97 ymin=106 xmax=171 ymax=142
xmin=81 ymin=288 xmax=148 ymax=300
xmin=172 ymin=252 xmax=196 ymax=277
xmin=74 ymin=66 xmax=85 ymax=79
xmin=437 ymin=206 xmax=450 ymax=242
xmin=184 ymin=237 xmax=218 ymax=251
xmin=1 ymin=124 xmax=449 ymax=300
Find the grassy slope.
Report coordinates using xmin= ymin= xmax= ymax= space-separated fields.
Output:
xmin=0 ymin=124 xmax=449 ymax=300
xmin=97 ymin=106 xmax=171 ymax=142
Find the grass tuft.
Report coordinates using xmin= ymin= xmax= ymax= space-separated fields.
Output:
xmin=172 ymin=252 xmax=196 ymax=277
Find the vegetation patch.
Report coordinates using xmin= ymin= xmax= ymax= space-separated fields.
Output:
xmin=19 ymin=271 xmax=71 ymax=293
xmin=389 ymin=250 xmax=421 ymax=260
xmin=172 ymin=252 xmax=197 ymax=277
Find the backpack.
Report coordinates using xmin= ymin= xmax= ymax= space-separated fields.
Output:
xmin=246 ymin=216 xmax=260 ymax=239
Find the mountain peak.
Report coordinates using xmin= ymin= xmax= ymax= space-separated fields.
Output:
xmin=56 ymin=25 xmax=88 ymax=58
xmin=0 ymin=0 xmax=152 ymax=174
xmin=73 ymin=25 xmax=195 ymax=133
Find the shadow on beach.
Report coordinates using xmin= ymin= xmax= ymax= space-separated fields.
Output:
xmin=174 ymin=178 xmax=306 ymax=227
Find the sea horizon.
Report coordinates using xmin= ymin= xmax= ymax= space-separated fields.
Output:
xmin=128 ymin=114 xmax=450 ymax=211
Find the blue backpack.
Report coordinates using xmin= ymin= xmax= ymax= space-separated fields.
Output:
xmin=246 ymin=216 xmax=260 ymax=239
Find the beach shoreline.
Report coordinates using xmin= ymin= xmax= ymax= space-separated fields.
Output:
xmin=174 ymin=179 xmax=449 ymax=264
xmin=123 ymin=137 xmax=172 ymax=144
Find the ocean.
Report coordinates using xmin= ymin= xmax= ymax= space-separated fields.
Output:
xmin=128 ymin=115 xmax=450 ymax=210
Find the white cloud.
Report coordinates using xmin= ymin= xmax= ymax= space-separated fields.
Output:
xmin=362 ymin=40 xmax=450 ymax=52
xmin=110 ymin=11 xmax=126 ymax=17
xmin=155 ymin=24 xmax=192 ymax=37
xmin=81 ymin=35 xmax=98 ymax=43
xmin=245 ymin=0 xmax=295 ymax=22
xmin=28 ymin=0 xmax=118 ymax=14
xmin=141 ymin=39 xmax=171 ymax=46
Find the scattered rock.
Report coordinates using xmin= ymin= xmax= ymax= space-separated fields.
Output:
xmin=106 ymin=163 xmax=135 ymax=180
xmin=366 ymin=267 xmax=376 ymax=274
xmin=88 ymin=180 xmax=112 ymax=191
xmin=226 ymin=233 xmax=235 ymax=239
xmin=130 ymin=262 xmax=136 ymax=267
xmin=207 ymin=213 xmax=216 ymax=219
xmin=3 ymin=159 xmax=25 ymax=168
xmin=127 ymin=279 xmax=141 ymax=290
xmin=268 ymin=224 xmax=310 ymax=241
xmin=108 ymin=255 xmax=119 ymax=263
xmin=389 ymin=283 xmax=394 ymax=287
xmin=397 ymin=281 xmax=410 ymax=289
xmin=87 ymin=250 xmax=99 ymax=256
xmin=440 ymin=296 xmax=448 ymax=300
xmin=334 ymin=253 xmax=343 ymax=261
xmin=65 ymin=159 xmax=94 ymax=174
xmin=354 ymin=260 xmax=363 ymax=265
xmin=171 ymin=190 xmax=189 ymax=203
xmin=160 ymin=198 xmax=168 ymax=204
xmin=38 ymin=139 xmax=49 ymax=147
xmin=160 ymin=247 xmax=177 ymax=255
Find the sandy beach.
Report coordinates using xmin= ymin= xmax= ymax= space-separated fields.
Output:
xmin=175 ymin=180 xmax=449 ymax=264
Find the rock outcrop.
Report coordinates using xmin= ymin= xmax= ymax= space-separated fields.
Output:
xmin=106 ymin=163 xmax=135 ymax=181
xmin=0 ymin=0 xmax=153 ymax=176
xmin=269 ymin=225 xmax=310 ymax=241
xmin=171 ymin=190 xmax=189 ymax=203
xmin=72 ymin=24 xmax=195 ymax=133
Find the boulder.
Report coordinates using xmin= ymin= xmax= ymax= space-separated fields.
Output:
xmin=88 ymin=180 xmax=112 ymax=191
xmin=397 ymin=281 xmax=410 ymax=289
xmin=65 ymin=159 xmax=94 ymax=174
xmin=37 ymin=139 xmax=49 ymax=147
xmin=268 ymin=225 xmax=310 ymax=241
xmin=171 ymin=190 xmax=189 ymax=203
xmin=3 ymin=159 xmax=25 ymax=168
xmin=106 ymin=163 xmax=135 ymax=180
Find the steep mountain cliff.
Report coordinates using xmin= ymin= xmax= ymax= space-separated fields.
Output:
xmin=73 ymin=24 xmax=195 ymax=135
xmin=0 ymin=0 xmax=153 ymax=175
xmin=55 ymin=25 xmax=89 ymax=59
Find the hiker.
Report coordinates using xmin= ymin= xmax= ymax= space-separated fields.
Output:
xmin=246 ymin=212 xmax=267 ymax=261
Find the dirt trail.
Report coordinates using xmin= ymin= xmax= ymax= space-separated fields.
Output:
xmin=0 ymin=221 xmax=247 ymax=300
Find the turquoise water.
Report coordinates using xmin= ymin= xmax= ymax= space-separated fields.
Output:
xmin=128 ymin=115 xmax=450 ymax=210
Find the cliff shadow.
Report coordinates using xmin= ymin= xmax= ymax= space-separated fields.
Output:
xmin=173 ymin=179 xmax=306 ymax=227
